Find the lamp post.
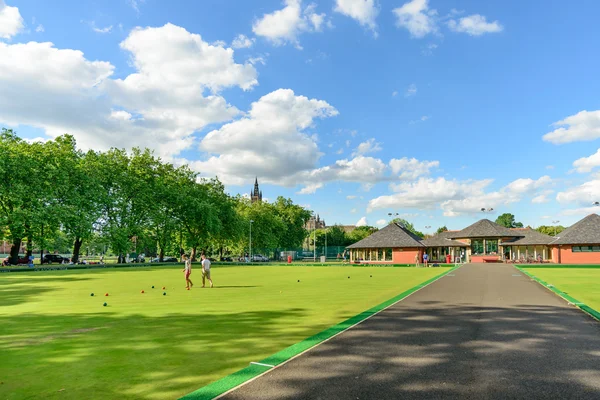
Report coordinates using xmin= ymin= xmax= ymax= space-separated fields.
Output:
xmin=249 ymin=220 xmax=254 ymax=262
xmin=552 ymin=220 xmax=560 ymax=236
xmin=313 ymin=223 xmax=316 ymax=262
xmin=594 ymin=201 xmax=600 ymax=206
xmin=388 ymin=212 xmax=398 ymax=223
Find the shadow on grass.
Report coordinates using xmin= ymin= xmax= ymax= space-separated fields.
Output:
xmin=219 ymin=304 xmax=600 ymax=400
xmin=0 ymin=308 xmax=324 ymax=400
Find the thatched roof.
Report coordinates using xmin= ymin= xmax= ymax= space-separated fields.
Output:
xmin=346 ymin=223 xmax=424 ymax=249
xmin=551 ymin=214 xmax=600 ymax=245
xmin=502 ymin=228 xmax=554 ymax=246
xmin=448 ymin=219 xmax=519 ymax=239
xmin=421 ymin=231 xmax=468 ymax=247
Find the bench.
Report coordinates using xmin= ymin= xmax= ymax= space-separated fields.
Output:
xmin=482 ymin=256 xmax=499 ymax=263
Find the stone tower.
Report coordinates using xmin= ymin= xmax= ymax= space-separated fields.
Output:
xmin=250 ymin=177 xmax=262 ymax=203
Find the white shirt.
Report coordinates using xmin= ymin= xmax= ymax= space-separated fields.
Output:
xmin=185 ymin=259 xmax=191 ymax=272
xmin=201 ymin=258 xmax=211 ymax=271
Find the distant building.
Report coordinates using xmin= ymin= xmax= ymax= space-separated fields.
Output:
xmin=305 ymin=214 xmax=326 ymax=230
xmin=250 ymin=177 xmax=262 ymax=203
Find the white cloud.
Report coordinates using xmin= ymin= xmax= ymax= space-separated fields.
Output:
xmin=334 ymin=0 xmax=379 ymax=35
xmin=94 ymin=25 xmax=113 ymax=34
xmin=353 ymin=138 xmax=382 ymax=156
xmin=347 ymin=195 xmax=357 ymax=199
xmin=252 ymin=0 xmax=328 ymax=48
xmin=405 ymin=83 xmax=417 ymax=97
xmin=447 ymin=14 xmax=503 ymax=36
xmin=532 ymin=194 xmax=549 ymax=204
xmin=392 ymin=90 xmax=398 ymax=97
xmin=297 ymin=182 xmax=323 ymax=194
xmin=505 ymin=176 xmax=552 ymax=194
xmin=129 ymin=0 xmax=145 ymax=13
xmin=0 ymin=0 xmax=24 ymax=39
xmin=389 ymin=157 xmax=439 ymax=179
xmin=232 ymin=34 xmax=255 ymax=49
xmin=572 ymin=148 xmax=600 ymax=175
xmin=556 ymin=180 xmax=600 ymax=207
xmin=35 ymin=24 xmax=45 ymax=33
xmin=546 ymin=165 xmax=555 ymax=170
xmin=543 ymin=110 xmax=600 ymax=144
xmin=190 ymin=88 xmax=338 ymax=186
xmin=351 ymin=208 xmax=357 ymax=213
xmin=368 ymin=176 xmax=552 ymax=216
xmin=356 ymin=216 xmax=368 ymax=226
xmin=336 ymin=148 xmax=344 ymax=154
xmin=247 ymin=55 xmax=267 ymax=66
xmin=376 ymin=218 xmax=387 ymax=226
xmin=0 ymin=23 xmax=258 ymax=159
xmin=393 ymin=0 xmax=437 ymax=38
xmin=421 ymin=42 xmax=437 ymax=56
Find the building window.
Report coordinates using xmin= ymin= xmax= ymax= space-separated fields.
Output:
xmin=472 ymin=239 xmax=484 ymax=255
xmin=573 ymin=246 xmax=600 ymax=252
xmin=378 ymin=249 xmax=383 ymax=261
xmin=385 ymin=248 xmax=392 ymax=261
xmin=486 ymin=240 xmax=498 ymax=254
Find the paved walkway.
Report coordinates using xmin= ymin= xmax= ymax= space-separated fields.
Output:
xmin=222 ymin=263 xmax=600 ymax=400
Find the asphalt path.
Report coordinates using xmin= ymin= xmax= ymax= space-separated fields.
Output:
xmin=221 ymin=263 xmax=600 ymax=400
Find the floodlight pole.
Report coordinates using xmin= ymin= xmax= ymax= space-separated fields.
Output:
xmin=552 ymin=220 xmax=560 ymax=236
xmin=249 ymin=220 xmax=254 ymax=262
xmin=313 ymin=223 xmax=316 ymax=262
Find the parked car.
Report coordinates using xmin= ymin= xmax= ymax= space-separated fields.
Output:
xmin=219 ymin=256 xmax=233 ymax=262
xmin=252 ymin=254 xmax=269 ymax=262
xmin=151 ymin=257 xmax=178 ymax=263
xmin=43 ymin=254 xmax=67 ymax=264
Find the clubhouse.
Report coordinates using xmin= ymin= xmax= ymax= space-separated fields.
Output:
xmin=346 ymin=213 xmax=600 ymax=264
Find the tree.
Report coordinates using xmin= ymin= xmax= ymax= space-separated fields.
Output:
xmin=391 ymin=218 xmax=424 ymax=237
xmin=436 ymin=226 xmax=448 ymax=234
xmin=272 ymin=197 xmax=312 ymax=248
xmin=325 ymin=225 xmax=348 ymax=246
xmin=536 ymin=225 xmax=565 ymax=237
xmin=347 ymin=226 xmax=378 ymax=244
xmin=495 ymin=213 xmax=523 ymax=228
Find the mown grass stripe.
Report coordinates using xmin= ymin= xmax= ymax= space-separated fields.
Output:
xmin=180 ymin=265 xmax=460 ymax=400
xmin=515 ymin=266 xmax=600 ymax=322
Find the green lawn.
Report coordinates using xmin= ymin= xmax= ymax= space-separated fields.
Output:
xmin=0 ymin=265 xmax=447 ymax=400
xmin=521 ymin=267 xmax=600 ymax=311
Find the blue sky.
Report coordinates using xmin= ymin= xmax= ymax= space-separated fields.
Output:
xmin=2 ymin=0 xmax=600 ymax=232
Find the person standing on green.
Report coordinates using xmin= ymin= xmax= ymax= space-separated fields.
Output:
xmin=201 ymin=254 xmax=213 ymax=288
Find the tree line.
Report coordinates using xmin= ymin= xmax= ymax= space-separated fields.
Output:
xmin=0 ymin=129 xmax=312 ymax=264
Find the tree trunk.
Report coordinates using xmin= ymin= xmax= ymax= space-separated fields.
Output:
xmin=26 ymin=237 xmax=32 ymax=257
xmin=159 ymin=247 xmax=164 ymax=262
xmin=9 ymin=238 xmax=22 ymax=265
xmin=219 ymin=246 xmax=223 ymax=258
xmin=40 ymin=224 xmax=45 ymax=264
xmin=72 ymin=237 xmax=83 ymax=263
xmin=190 ymin=246 xmax=197 ymax=262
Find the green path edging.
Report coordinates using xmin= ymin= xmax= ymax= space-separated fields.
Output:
xmin=180 ymin=265 xmax=460 ymax=400
xmin=514 ymin=264 xmax=600 ymax=269
xmin=515 ymin=266 xmax=600 ymax=322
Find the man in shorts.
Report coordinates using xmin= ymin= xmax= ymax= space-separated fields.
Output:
xmin=423 ymin=252 xmax=429 ymax=267
xmin=201 ymin=254 xmax=213 ymax=288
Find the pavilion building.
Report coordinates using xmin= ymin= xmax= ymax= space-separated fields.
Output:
xmin=345 ymin=214 xmax=600 ymax=264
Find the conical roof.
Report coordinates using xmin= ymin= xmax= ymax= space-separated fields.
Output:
xmin=421 ymin=231 xmax=468 ymax=247
xmin=448 ymin=219 xmax=519 ymax=239
xmin=346 ymin=223 xmax=424 ymax=249
xmin=551 ymin=214 xmax=600 ymax=245
xmin=503 ymin=228 xmax=554 ymax=245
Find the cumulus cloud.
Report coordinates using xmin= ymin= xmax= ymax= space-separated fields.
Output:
xmin=252 ymin=0 xmax=328 ymax=48
xmin=368 ymin=176 xmax=552 ymax=216
xmin=353 ymin=138 xmax=382 ymax=156
xmin=393 ymin=0 xmax=437 ymax=38
xmin=574 ymin=149 xmax=600 ymax=173
xmin=556 ymin=180 xmax=600 ymax=207
xmin=35 ymin=24 xmax=45 ymax=33
xmin=543 ymin=110 xmax=600 ymax=144
xmin=189 ymin=88 xmax=338 ymax=185
xmin=334 ymin=0 xmax=379 ymax=35
xmin=376 ymin=219 xmax=387 ymax=226
xmin=0 ymin=23 xmax=258 ymax=158
xmin=356 ymin=216 xmax=368 ymax=226
xmin=389 ymin=157 xmax=439 ymax=180
xmin=232 ymin=34 xmax=255 ymax=49
xmin=347 ymin=195 xmax=357 ymax=199
xmin=297 ymin=182 xmax=324 ymax=194
xmin=393 ymin=1 xmax=503 ymax=39
xmin=0 ymin=0 xmax=24 ymax=39
xmin=447 ymin=14 xmax=503 ymax=36
xmin=532 ymin=194 xmax=549 ymax=204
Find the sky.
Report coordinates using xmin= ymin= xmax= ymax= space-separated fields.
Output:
xmin=2 ymin=0 xmax=600 ymax=233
